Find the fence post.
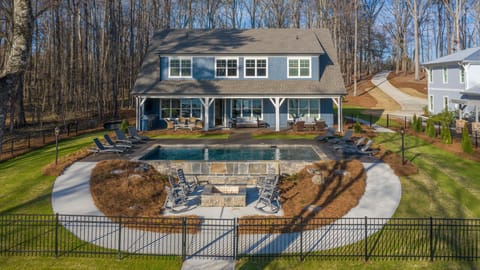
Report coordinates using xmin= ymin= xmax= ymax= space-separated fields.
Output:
xmin=27 ymin=134 xmax=30 ymax=149
xmin=364 ymin=216 xmax=368 ymax=262
xmin=182 ymin=217 xmax=187 ymax=261
xmin=42 ymin=132 xmax=45 ymax=144
xmin=404 ymin=116 xmax=407 ymax=129
xmin=117 ymin=216 xmax=122 ymax=260
xmin=430 ymin=217 xmax=434 ymax=261
xmin=299 ymin=217 xmax=304 ymax=262
xmin=387 ymin=114 xmax=389 ymax=128
xmin=233 ymin=218 xmax=238 ymax=261
xmin=369 ymin=115 xmax=372 ymax=128
xmin=55 ymin=213 xmax=59 ymax=258
xmin=75 ymin=121 xmax=78 ymax=136
xmin=10 ymin=139 xmax=14 ymax=156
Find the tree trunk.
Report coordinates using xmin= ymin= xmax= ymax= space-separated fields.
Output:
xmin=0 ymin=0 xmax=33 ymax=155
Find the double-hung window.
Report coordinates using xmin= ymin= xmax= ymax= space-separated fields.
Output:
xmin=288 ymin=57 xmax=311 ymax=78
xmin=460 ymin=66 xmax=465 ymax=84
xmin=442 ymin=66 xmax=448 ymax=84
xmin=288 ymin=99 xmax=320 ymax=120
xmin=216 ymin=58 xmax=238 ymax=78
xmin=169 ymin=57 xmax=192 ymax=78
xmin=231 ymin=99 xmax=262 ymax=119
xmin=244 ymin=58 xmax=267 ymax=78
xmin=161 ymin=99 xmax=202 ymax=119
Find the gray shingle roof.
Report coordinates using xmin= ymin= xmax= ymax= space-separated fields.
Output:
xmin=423 ymin=47 xmax=480 ymax=66
xmin=133 ymin=29 xmax=346 ymax=97
xmin=154 ymin=29 xmax=326 ymax=55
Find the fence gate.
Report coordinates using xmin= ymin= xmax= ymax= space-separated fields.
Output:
xmin=184 ymin=218 xmax=236 ymax=260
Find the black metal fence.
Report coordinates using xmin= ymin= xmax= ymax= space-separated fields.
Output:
xmin=1 ymin=214 xmax=479 ymax=261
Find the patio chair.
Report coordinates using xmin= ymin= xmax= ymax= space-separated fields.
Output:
xmin=333 ymin=136 xmax=365 ymax=151
xmin=115 ymin=129 xmax=142 ymax=144
xmin=176 ymin=168 xmax=197 ymax=194
xmin=163 ymin=186 xmax=187 ymax=210
xmin=357 ymin=139 xmax=379 ymax=155
xmin=293 ymin=121 xmax=305 ymax=132
xmin=89 ymin=138 xmax=125 ymax=154
xmin=168 ymin=175 xmax=188 ymax=200
xmin=255 ymin=178 xmax=280 ymax=213
xmin=315 ymin=127 xmax=336 ymax=142
xmin=127 ymin=126 xmax=149 ymax=141
xmin=103 ymin=134 xmax=132 ymax=150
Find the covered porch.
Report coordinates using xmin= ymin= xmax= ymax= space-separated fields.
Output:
xmin=135 ymin=95 xmax=344 ymax=133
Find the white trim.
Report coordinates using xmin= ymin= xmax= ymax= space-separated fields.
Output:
xmin=214 ymin=57 xmax=239 ymax=78
xmin=136 ymin=95 xmax=344 ymax=99
xmin=287 ymin=57 xmax=311 ymax=78
xmin=428 ymin=87 xmax=464 ymax=92
xmin=243 ymin=57 xmax=268 ymax=78
xmin=168 ymin=57 xmax=193 ymax=78
xmin=429 ymin=95 xmax=434 ymax=112
xmin=427 ymin=68 xmax=433 ymax=83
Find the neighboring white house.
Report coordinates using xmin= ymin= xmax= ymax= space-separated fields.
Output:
xmin=423 ymin=47 xmax=480 ymax=121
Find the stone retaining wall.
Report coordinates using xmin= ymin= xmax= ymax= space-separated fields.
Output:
xmin=146 ymin=160 xmax=314 ymax=185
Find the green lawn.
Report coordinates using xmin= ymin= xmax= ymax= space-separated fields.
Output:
xmin=149 ymin=133 xmax=230 ymax=139
xmin=1 ymin=129 xmax=480 ymax=269
xmin=252 ymin=133 xmax=317 ymax=140
xmin=342 ymin=106 xmax=402 ymax=128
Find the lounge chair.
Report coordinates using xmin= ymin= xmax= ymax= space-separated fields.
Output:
xmin=127 ymin=126 xmax=149 ymax=141
xmin=103 ymin=134 xmax=132 ymax=150
xmin=339 ymin=139 xmax=378 ymax=156
xmin=168 ymin=175 xmax=188 ymax=200
xmin=255 ymin=175 xmax=280 ymax=213
xmin=329 ymin=130 xmax=354 ymax=144
xmin=315 ymin=127 xmax=336 ymax=142
xmin=333 ymin=137 xmax=365 ymax=151
xmin=115 ymin=129 xmax=142 ymax=144
xmin=163 ymin=186 xmax=187 ymax=210
xmin=176 ymin=169 xmax=197 ymax=194
xmin=89 ymin=138 xmax=125 ymax=154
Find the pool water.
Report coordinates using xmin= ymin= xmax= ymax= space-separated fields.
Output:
xmin=140 ymin=146 xmax=320 ymax=161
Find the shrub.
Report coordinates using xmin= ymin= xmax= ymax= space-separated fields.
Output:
xmin=461 ymin=122 xmax=474 ymax=154
xmin=412 ymin=114 xmax=423 ymax=133
xmin=422 ymin=105 xmax=430 ymax=117
xmin=120 ymin=119 xmax=129 ymax=133
xmin=425 ymin=118 xmax=436 ymax=138
xmin=441 ymin=122 xmax=452 ymax=144
xmin=354 ymin=119 xmax=363 ymax=133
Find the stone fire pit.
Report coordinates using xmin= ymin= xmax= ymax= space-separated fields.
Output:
xmin=201 ymin=184 xmax=247 ymax=207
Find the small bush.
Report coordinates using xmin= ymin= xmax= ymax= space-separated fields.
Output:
xmin=120 ymin=119 xmax=129 ymax=133
xmin=422 ymin=105 xmax=430 ymax=117
xmin=354 ymin=119 xmax=363 ymax=133
xmin=461 ymin=122 xmax=474 ymax=154
xmin=412 ymin=114 xmax=422 ymax=132
xmin=441 ymin=122 xmax=452 ymax=144
xmin=425 ymin=118 xmax=436 ymax=138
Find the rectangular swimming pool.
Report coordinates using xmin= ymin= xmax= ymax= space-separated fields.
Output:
xmin=139 ymin=146 xmax=321 ymax=161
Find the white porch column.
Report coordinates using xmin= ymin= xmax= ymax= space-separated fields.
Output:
xmin=476 ymin=106 xmax=479 ymax=123
xmin=135 ymin=97 xmax=140 ymax=130
xmin=200 ymin=97 xmax=215 ymax=131
xmin=269 ymin=97 xmax=286 ymax=132
xmin=332 ymin=97 xmax=343 ymax=133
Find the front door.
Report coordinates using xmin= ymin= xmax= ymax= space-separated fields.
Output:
xmin=214 ymin=99 xmax=224 ymax=126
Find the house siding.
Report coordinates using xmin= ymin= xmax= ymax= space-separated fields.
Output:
xmin=161 ymin=56 xmax=319 ymax=81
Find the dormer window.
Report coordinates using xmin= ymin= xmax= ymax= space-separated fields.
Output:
xmin=288 ymin=57 xmax=311 ymax=78
xmin=169 ymin=57 xmax=192 ymax=78
xmin=216 ymin=58 xmax=238 ymax=78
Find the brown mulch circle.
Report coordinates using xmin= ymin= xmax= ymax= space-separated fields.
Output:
xmin=90 ymin=159 xmax=367 ymax=234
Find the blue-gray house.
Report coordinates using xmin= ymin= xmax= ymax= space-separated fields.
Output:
xmin=132 ymin=29 xmax=346 ymax=132
xmin=423 ymin=47 xmax=480 ymax=121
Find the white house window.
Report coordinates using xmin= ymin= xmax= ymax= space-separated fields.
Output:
xmin=169 ymin=57 xmax=192 ymax=78
xmin=460 ymin=66 xmax=465 ymax=84
xmin=231 ymin=99 xmax=262 ymax=119
xmin=287 ymin=99 xmax=320 ymax=120
xmin=443 ymin=66 xmax=448 ymax=83
xmin=216 ymin=58 xmax=238 ymax=78
xmin=443 ymin=96 xmax=449 ymax=110
xmin=429 ymin=95 xmax=434 ymax=112
xmin=244 ymin=58 xmax=267 ymax=78
xmin=288 ymin=57 xmax=311 ymax=78
xmin=161 ymin=99 xmax=201 ymax=119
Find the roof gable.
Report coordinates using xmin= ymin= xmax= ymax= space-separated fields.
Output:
xmin=154 ymin=29 xmax=325 ymax=55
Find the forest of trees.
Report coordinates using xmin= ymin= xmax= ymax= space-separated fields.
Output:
xmin=1 ymin=0 xmax=480 ymax=134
